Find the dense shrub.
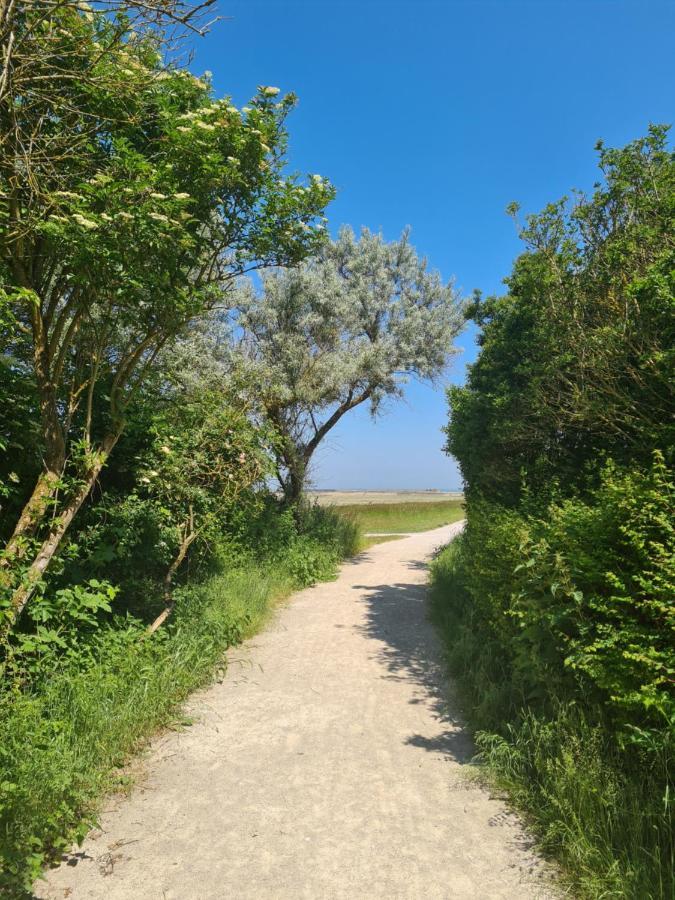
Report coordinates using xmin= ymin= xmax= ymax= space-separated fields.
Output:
xmin=513 ymin=454 xmax=674 ymax=738
xmin=436 ymin=129 xmax=674 ymax=897
xmin=431 ymin=531 xmax=673 ymax=899
xmin=0 ymin=504 xmax=357 ymax=892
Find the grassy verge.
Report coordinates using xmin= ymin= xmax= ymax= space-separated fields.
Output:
xmin=0 ymin=513 xmax=359 ymax=893
xmin=336 ymin=499 xmax=464 ymax=534
xmin=359 ymin=534 xmax=406 ymax=550
xmin=430 ymin=537 xmax=674 ymax=899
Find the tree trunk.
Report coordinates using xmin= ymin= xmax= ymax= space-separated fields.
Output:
xmin=0 ymin=468 xmax=62 ymax=571
xmin=272 ymin=388 xmax=374 ymax=511
xmin=147 ymin=508 xmax=197 ymax=634
xmin=2 ymin=433 xmax=119 ymax=632
xmin=281 ymin=460 xmax=306 ymax=508
xmin=1 ymin=276 xmax=67 ymax=572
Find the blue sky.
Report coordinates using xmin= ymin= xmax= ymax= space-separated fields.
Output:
xmin=192 ymin=0 xmax=674 ymax=490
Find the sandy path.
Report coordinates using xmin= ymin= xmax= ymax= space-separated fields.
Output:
xmin=36 ymin=523 xmax=555 ymax=900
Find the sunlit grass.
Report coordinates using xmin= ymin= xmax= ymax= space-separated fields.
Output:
xmin=0 ymin=518 xmax=357 ymax=893
xmin=337 ymin=499 xmax=464 ymax=534
xmin=359 ymin=533 xmax=406 ymax=550
xmin=430 ymin=538 xmax=674 ymax=899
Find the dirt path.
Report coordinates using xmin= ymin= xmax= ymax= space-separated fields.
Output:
xmin=36 ymin=524 xmax=555 ymax=900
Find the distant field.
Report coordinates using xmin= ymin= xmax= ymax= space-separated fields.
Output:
xmin=309 ymin=490 xmax=463 ymax=507
xmin=336 ymin=499 xmax=465 ymax=535
xmin=359 ymin=534 xmax=406 ymax=550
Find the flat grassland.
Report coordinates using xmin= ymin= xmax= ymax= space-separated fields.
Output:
xmin=359 ymin=533 xmax=406 ymax=550
xmin=309 ymin=490 xmax=463 ymax=507
xmin=327 ymin=497 xmax=465 ymax=535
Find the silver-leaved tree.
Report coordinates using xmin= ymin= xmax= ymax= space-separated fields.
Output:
xmin=232 ymin=226 xmax=465 ymax=504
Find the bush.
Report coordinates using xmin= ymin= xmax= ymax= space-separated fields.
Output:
xmin=437 ymin=129 xmax=674 ymax=897
xmin=512 ymin=454 xmax=674 ymax=740
xmin=430 ymin=483 xmax=674 ymax=898
xmin=0 ymin=505 xmax=359 ymax=893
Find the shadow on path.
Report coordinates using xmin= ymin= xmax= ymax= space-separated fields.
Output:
xmin=353 ymin=559 xmax=475 ymax=766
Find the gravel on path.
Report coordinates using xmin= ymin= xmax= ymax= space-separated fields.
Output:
xmin=35 ymin=522 xmax=556 ymax=900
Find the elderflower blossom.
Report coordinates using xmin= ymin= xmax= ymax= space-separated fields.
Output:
xmin=196 ymin=121 xmax=215 ymax=131
xmin=150 ymin=192 xmax=166 ymax=200
xmin=259 ymin=85 xmax=280 ymax=97
xmin=174 ymin=192 xmax=191 ymax=200
xmin=72 ymin=214 xmax=98 ymax=230
xmin=149 ymin=212 xmax=169 ymax=223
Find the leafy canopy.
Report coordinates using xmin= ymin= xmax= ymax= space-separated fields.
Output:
xmin=232 ymin=226 xmax=465 ymax=499
xmin=446 ymin=125 xmax=674 ymax=505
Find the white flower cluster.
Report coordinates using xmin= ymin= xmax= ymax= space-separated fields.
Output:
xmin=72 ymin=213 xmax=98 ymax=230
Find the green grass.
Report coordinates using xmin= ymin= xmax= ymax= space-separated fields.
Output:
xmin=336 ymin=499 xmax=464 ymax=534
xmin=1 ymin=565 xmax=290 ymax=892
xmin=0 ymin=523 xmax=356 ymax=894
xmin=430 ymin=538 xmax=674 ymax=899
xmin=359 ymin=533 xmax=406 ymax=550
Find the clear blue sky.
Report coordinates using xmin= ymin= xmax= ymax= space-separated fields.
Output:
xmin=191 ymin=0 xmax=674 ymax=490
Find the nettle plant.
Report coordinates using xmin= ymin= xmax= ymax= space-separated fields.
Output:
xmin=0 ymin=5 xmax=333 ymax=628
xmin=8 ymin=579 xmax=120 ymax=679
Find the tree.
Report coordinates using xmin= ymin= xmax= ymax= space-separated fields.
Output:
xmin=232 ymin=226 xmax=464 ymax=504
xmin=0 ymin=5 xmax=333 ymax=628
xmin=439 ymin=126 xmax=675 ymax=766
xmin=446 ymin=125 xmax=674 ymax=506
xmin=0 ymin=0 xmax=217 ymax=109
xmin=107 ymin=383 xmax=272 ymax=633
xmin=0 ymin=1 xmax=216 ymax=225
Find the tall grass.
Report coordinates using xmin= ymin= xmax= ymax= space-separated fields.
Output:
xmin=336 ymin=499 xmax=464 ymax=533
xmin=0 ymin=512 xmax=358 ymax=893
xmin=430 ymin=538 xmax=674 ymax=900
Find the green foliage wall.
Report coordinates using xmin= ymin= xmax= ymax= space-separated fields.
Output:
xmin=437 ymin=127 xmax=674 ymax=897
